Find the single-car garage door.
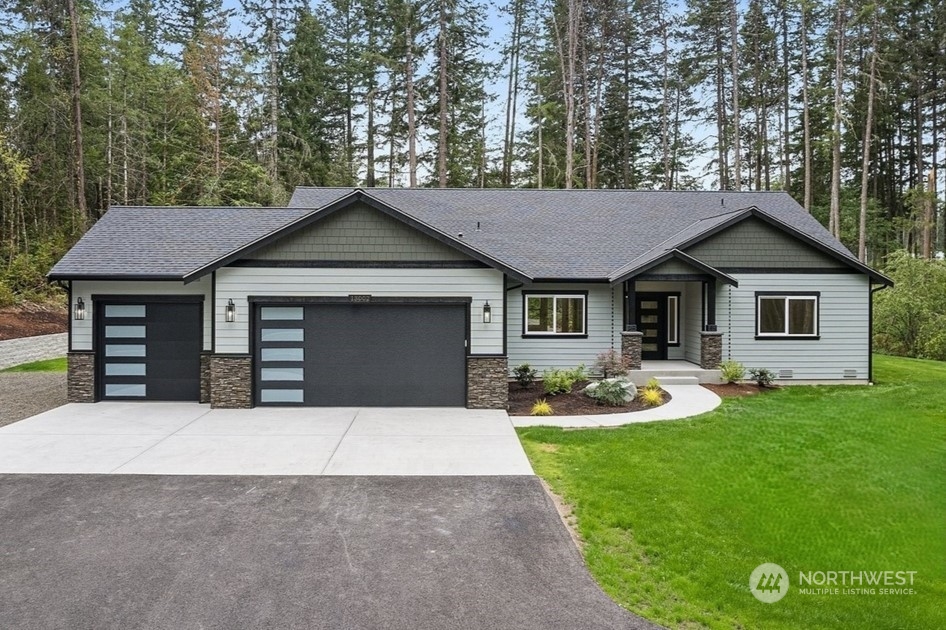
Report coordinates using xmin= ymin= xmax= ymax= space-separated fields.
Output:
xmin=95 ymin=299 xmax=203 ymax=401
xmin=254 ymin=302 xmax=467 ymax=406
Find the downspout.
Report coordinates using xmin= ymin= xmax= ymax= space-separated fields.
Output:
xmin=869 ymin=283 xmax=888 ymax=384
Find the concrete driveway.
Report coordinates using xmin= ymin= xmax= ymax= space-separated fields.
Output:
xmin=0 ymin=475 xmax=656 ymax=630
xmin=0 ymin=403 xmax=532 ymax=476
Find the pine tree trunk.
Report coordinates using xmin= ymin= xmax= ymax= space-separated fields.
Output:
xmin=858 ymin=17 xmax=878 ymax=263
xmin=660 ymin=4 xmax=671 ymax=190
xmin=801 ymin=0 xmax=812 ymax=212
xmin=502 ymin=0 xmax=523 ymax=186
xmin=780 ymin=0 xmax=791 ymax=190
xmin=829 ymin=0 xmax=847 ymax=238
xmin=405 ymin=12 xmax=417 ymax=188
xmin=437 ymin=1 xmax=448 ymax=188
xmin=730 ymin=0 xmax=741 ymax=191
xmin=67 ymin=0 xmax=88 ymax=222
xmin=564 ymin=0 xmax=579 ymax=189
xmin=715 ymin=25 xmax=728 ymax=190
xmin=267 ymin=5 xmax=279 ymax=184
xmin=536 ymin=77 xmax=543 ymax=189
xmin=923 ymin=170 xmax=935 ymax=258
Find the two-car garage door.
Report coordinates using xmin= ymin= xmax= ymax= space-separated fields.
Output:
xmin=254 ymin=302 xmax=467 ymax=406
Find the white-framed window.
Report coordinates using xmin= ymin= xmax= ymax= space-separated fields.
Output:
xmin=756 ymin=293 xmax=819 ymax=337
xmin=667 ymin=295 xmax=679 ymax=345
xmin=524 ymin=293 xmax=586 ymax=335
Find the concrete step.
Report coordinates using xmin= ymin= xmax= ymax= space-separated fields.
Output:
xmin=653 ymin=376 xmax=700 ymax=386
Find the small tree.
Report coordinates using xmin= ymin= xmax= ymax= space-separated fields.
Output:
xmin=874 ymin=251 xmax=946 ymax=361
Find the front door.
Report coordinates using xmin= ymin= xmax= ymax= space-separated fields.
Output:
xmin=636 ymin=293 xmax=668 ymax=360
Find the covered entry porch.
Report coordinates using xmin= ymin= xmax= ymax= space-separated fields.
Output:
xmin=611 ymin=250 xmax=737 ymax=373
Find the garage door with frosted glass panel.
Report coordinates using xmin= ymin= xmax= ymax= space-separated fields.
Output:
xmin=96 ymin=300 xmax=202 ymax=401
xmin=255 ymin=302 xmax=467 ymax=406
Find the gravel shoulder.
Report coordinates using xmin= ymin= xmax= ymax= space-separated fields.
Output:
xmin=0 ymin=372 xmax=66 ymax=428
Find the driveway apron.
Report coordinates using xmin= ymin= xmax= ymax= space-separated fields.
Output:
xmin=0 ymin=404 xmax=533 ymax=476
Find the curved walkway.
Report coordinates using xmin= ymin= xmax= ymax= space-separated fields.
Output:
xmin=511 ymin=384 xmax=722 ymax=428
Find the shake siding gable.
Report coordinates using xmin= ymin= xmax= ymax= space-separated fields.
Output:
xmin=251 ymin=202 xmax=470 ymax=262
xmin=686 ymin=217 xmax=847 ymax=270
xmin=507 ymin=284 xmax=619 ymax=374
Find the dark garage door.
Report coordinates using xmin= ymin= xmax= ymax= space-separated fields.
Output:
xmin=255 ymin=302 xmax=467 ymax=406
xmin=96 ymin=300 xmax=202 ymax=401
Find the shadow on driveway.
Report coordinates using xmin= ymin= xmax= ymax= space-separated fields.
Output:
xmin=0 ymin=475 xmax=658 ymax=630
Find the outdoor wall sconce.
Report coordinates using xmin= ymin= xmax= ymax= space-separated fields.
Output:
xmin=483 ymin=301 xmax=492 ymax=324
xmin=225 ymin=299 xmax=236 ymax=323
xmin=73 ymin=297 xmax=85 ymax=320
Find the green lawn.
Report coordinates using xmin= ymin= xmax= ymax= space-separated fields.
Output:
xmin=518 ymin=355 xmax=946 ymax=630
xmin=1 ymin=357 xmax=67 ymax=372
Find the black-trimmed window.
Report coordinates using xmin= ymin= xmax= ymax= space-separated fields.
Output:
xmin=667 ymin=295 xmax=680 ymax=346
xmin=523 ymin=293 xmax=586 ymax=336
xmin=756 ymin=293 xmax=819 ymax=338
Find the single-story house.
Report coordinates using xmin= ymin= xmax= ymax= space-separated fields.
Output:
xmin=48 ymin=188 xmax=892 ymax=410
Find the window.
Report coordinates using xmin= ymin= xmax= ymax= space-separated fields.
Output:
xmin=757 ymin=294 xmax=819 ymax=337
xmin=667 ymin=295 xmax=679 ymax=345
xmin=524 ymin=293 xmax=586 ymax=335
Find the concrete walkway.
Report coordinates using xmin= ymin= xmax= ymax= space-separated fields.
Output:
xmin=0 ymin=404 xmax=533 ymax=476
xmin=511 ymin=384 xmax=722 ymax=428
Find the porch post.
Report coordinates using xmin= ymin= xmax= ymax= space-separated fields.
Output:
xmin=623 ymin=280 xmax=637 ymax=331
xmin=621 ymin=280 xmax=642 ymax=370
xmin=700 ymin=278 xmax=722 ymax=369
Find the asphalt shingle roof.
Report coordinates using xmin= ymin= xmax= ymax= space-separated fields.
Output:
xmin=50 ymin=187 xmax=870 ymax=282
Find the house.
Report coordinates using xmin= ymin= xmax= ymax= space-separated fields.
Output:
xmin=48 ymin=188 xmax=892 ymax=410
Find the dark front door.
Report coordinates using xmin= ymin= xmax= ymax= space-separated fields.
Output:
xmin=636 ymin=293 xmax=668 ymax=360
xmin=254 ymin=302 xmax=468 ymax=406
xmin=96 ymin=300 xmax=202 ymax=401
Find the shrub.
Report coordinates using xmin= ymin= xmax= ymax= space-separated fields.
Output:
xmin=873 ymin=251 xmax=946 ymax=361
xmin=644 ymin=377 xmax=662 ymax=392
xmin=512 ymin=363 xmax=538 ymax=389
xmin=531 ymin=399 xmax=553 ymax=416
xmin=593 ymin=350 xmax=627 ymax=378
xmin=542 ymin=364 xmax=587 ymax=395
xmin=639 ymin=388 xmax=664 ymax=407
xmin=719 ymin=360 xmax=746 ymax=384
xmin=748 ymin=368 xmax=776 ymax=387
xmin=585 ymin=378 xmax=635 ymax=406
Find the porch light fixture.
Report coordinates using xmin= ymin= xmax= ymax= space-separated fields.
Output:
xmin=482 ymin=301 xmax=492 ymax=324
xmin=225 ymin=299 xmax=236 ymax=323
xmin=73 ymin=297 xmax=85 ymax=321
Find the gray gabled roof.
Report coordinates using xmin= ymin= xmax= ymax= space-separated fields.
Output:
xmin=50 ymin=187 xmax=890 ymax=284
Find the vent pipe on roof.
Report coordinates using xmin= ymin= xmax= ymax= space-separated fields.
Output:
xmin=476 ymin=221 xmax=481 ymax=231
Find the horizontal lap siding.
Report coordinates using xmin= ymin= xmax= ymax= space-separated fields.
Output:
xmin=215 ymin=267 xmax=504 ymax=355
xmin=721 ymin=274 xmax=869 ymax=379
xmin=506 ymin=284 xmax=618 ymax=374
xmin=684 ymin=282 xmax=703 ymax=363
xmin=71 ymin=278 xmax=212 ymax=352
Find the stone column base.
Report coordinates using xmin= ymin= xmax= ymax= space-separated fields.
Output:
xmin=700 ymin=331 xmax=723 ymax=369
xmin=67 ymin=351 xmax=95 ymax=403
xmin=621 ymin=331 xmax=643 ymax=370
xmin=467 ymin=356 xmax=508 ymax=409
xmin=200 ymin=353 xmax=211 ymax=404
xmin=210 ymin=355 xmax=252 ymax=408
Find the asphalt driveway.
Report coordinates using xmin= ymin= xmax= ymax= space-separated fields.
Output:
xmin=0 ymin=475 xmax=657 ymax=630
xmin=0 ymin=403 xmax=532 ymax=475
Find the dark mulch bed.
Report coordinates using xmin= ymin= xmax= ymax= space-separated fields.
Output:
xmin=507 ymin=381 xmax=671 ymax=416
xmin=702 ymin=382 xmax=777 ymax=398
xmin=0 ymin=303 xmax=68 ymax=341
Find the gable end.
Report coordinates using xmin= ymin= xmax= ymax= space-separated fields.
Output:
xmin=248 ymin=202 xmax=471 ymax=263
xmin=685 ymin=216 xmax=847 ymax=270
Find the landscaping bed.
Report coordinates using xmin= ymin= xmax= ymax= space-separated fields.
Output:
xmin=507 ymin=381 xmax=670 ymax=416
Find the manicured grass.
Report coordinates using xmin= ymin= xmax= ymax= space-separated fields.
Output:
xmin=518 ymin=355 xmax=946 ymax=630
xmin=1 ymin=357 xmax=67 ymax=372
